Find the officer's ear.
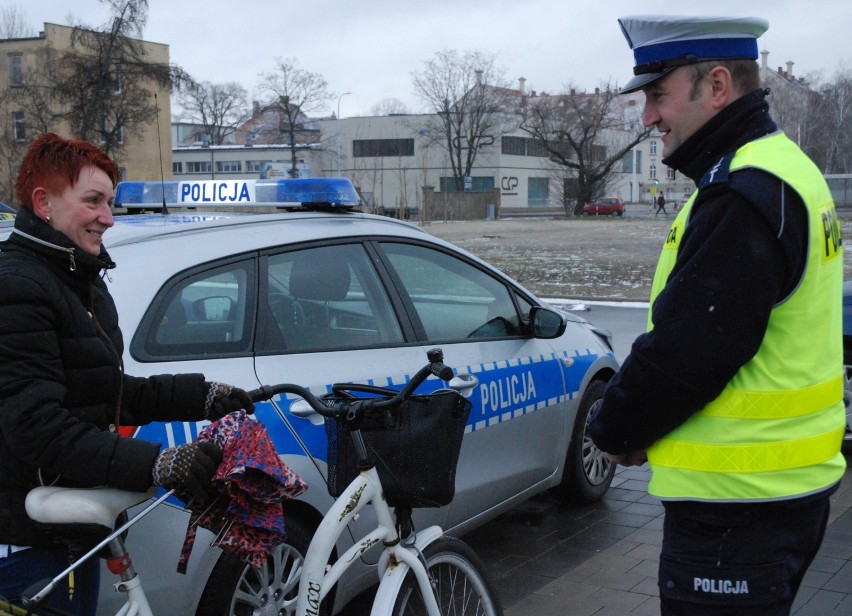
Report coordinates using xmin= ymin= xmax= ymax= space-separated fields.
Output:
xmin=706 ymin=66 xmax=736 ymax=110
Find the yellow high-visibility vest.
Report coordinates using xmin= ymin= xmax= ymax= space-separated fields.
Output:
xmin=647 ymin=132 xmax=846 ymax=501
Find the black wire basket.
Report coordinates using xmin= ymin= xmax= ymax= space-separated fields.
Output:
xmin=324 ymin=390 xmax=471 ymax=508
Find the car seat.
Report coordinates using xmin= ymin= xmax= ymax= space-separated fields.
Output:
xmin=285 ymin=253 xmax=352 ymax=349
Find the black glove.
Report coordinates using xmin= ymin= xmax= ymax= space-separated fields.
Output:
xmin=204 ymin=381 xmax=255 ymax=420
xmin=152 ymin=441 xmax=223 ymax=505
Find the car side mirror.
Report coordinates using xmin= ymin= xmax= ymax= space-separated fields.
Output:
xmin=529 ymin=306 xmax=566 ymax=339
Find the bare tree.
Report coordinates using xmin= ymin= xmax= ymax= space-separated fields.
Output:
xmin=412 ymin=49 xmax=512 ymax=191
xmin=0 ymin=5 xmax=35 ymax=39
xmin=804 ymin=67 xmax=852 ymax=173
xmin=370 ymin=97 xmax=410 ymax=116
xmin=518 ymin=84 xmax=651 ymax=215
xmin=0 ymin=63 xmax=57 ymax=203
xmin=257 ymin=57 xmax=333 ymax=177
xmin=176 ymin=81 xmax=251 ymax=145
xmin=52 ymin=0 xmax=193 ymax=156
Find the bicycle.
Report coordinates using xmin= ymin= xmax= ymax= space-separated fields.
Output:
xmin=248 ymin=347 xmax=502 ymax=616
xmin=7 ymin=348 xmax=502 ymax=616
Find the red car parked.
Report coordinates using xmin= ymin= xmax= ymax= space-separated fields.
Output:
xmin=582 ymin=197 xmax=625 ymax=216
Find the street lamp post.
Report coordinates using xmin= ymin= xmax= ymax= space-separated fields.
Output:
xmin=337 ymin=92 xmax=351 ymax=176
xmin=631 ymin=148 xmax=637 ymax=203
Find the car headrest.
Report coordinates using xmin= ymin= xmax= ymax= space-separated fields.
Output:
xmin=289 ymin=253 xmax=351 ymax=302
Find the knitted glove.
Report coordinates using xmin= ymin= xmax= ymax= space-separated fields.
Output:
xmin=204 ymin=381 xmax=255 ymax=420
xmin=152 ymin=442 xmax=223 ymax=505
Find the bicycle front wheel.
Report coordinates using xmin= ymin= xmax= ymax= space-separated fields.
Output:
xmin=391 ymin=537 xmax=502 ymax=616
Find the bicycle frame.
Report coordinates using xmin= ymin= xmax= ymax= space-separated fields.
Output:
xmin=296 ymin=463 xmax=443 ymax=616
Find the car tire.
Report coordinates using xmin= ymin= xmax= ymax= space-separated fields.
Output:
xmin=553 ymin=379 xmax=615 ymax=504
xmin=195 ymin=515 xmax=332 ymax=616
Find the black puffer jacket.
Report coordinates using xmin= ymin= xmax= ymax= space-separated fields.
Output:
xmin=0 ymin=209 xmax=208 ymax=547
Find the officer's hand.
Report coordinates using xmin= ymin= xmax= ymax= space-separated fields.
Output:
xmin=151 ymin=442 xmax=223 ymax=505
xmin=609 ymin=450 xmax=648 ymax=467
xmin=204 ymin=381 xmax=255 ymax=420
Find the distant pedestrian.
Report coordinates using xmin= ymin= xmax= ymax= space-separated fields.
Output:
xmin=655 ymin=191 xmax=668 ymax=217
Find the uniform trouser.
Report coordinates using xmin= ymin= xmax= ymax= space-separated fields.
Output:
xmin=658 ymin=490 xmax=833 ymax=615
xmin=0 ymin=546 xmax=100 ymax=616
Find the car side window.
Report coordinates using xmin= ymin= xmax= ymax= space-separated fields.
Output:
xmin=262 ymin=243 xmax=404 ymax=352
xmin=136 ymin=260 xmax=255 ymax=360
xmin=380 ymin=242 xmax=523 ymax=341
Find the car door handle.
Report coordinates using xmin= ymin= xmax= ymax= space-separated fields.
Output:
xmin=449 ymin=373 xmax=478 ymax=397
xmin=289 ymin=398 xmax=325 ymax=426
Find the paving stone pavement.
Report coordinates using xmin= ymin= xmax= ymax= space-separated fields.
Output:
xmin=463 ymin=455 xmax=852 ymax=616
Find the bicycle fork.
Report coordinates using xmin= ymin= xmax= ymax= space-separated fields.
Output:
xmin=372 ymin=526 xmax=444 ymax=616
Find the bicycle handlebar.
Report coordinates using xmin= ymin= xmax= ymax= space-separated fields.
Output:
xmin=246 ymin=348 xmax=454 ymax=419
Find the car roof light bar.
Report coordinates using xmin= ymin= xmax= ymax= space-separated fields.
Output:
xmin=114 ymin=177 xmax=362 ymax=210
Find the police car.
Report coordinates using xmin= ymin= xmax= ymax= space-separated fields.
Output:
xmin=25 ymin=178 xmax=621 ymax=615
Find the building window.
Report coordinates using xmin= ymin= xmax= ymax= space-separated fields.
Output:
xmin=246 ymin=160 xmax=269 ymax=173
xmin=99 ymin=117 xmax=124 ymax=145
xmin=667 ymin=167 xmax=676 ymax=180
xmin=352 ymin=138 xmax=414 ymax=157
xmin=622 ymin=150 xmax=642 ymax=173
xmin=502 ymin=136 xmax=562 ymax=158
xmin=586 ymin=143 xmax=607 ymax=162
xmin=216 ymin=160 xmax=241 ymax=173
xmin=439 ymin=176 xmax=494 ymax=192
xmin=12 ymin=111 xmax=25 ymax=141
xmin=528 ymin=177 xmax=549 ymax=207
xmin=187 ymin=161 xmax=212 ymax=174
xmin=650 ymin=164 xmax=657 ymax=180
xmin=649 ymin=140 xmax=657 ymax=155
xmin=8 ymin=54 xmax=22 ymax=86
xmin=112 ymin=69 xmax=122 ymax=94
xmin=173 ymin=162 xmax=183 ymax=174
xmin=527 ymin=140 xmax=550 ymax=157
xmin=501 ymin=136 xmax=526 ymax=156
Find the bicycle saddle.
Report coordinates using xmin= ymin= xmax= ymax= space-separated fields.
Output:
xmin=25 ymin=486 xmax=155 ymax=529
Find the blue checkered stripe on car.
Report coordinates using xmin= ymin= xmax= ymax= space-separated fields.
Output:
xmin=454 ymin=349 xmax=601 ymax=433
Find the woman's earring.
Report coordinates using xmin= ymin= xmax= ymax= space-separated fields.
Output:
xmin=45 ymin=215 xmax=51 ymax=223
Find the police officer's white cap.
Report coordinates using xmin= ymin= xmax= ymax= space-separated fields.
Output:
xmin=618 ymin=15 xmax=769 ymax=94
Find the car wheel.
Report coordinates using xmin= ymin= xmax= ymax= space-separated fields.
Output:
xmin=553 ymin=379 xmax=615 ymax=504
xmin=195 ymin=515 xmax=332 ymax=616
xmin=844 ymin=366 xmax=852 ymax=455
xmin=582 ymin=211 xmax=590 ymax=216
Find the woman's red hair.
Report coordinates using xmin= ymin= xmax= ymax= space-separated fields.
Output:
xmin=14 ymin=133 xmax=120 ymax=210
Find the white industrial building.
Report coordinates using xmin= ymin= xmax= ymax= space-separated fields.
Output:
xmin=171 ymin=54 xmax=803 ymax=214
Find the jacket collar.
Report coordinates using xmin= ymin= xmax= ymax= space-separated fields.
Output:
xmin=662 ymin=88 xmax=777 ymax=184
xmin=2 ymin=208 xmax=116 ymax=274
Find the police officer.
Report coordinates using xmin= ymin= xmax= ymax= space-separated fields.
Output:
xmin=589 ymin=15 xmax=846 ymax=615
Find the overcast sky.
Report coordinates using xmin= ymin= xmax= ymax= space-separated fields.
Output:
xmin=24 ymin=0 xmax=852 ymax=117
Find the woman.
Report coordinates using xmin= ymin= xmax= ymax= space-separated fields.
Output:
xmin=0 ymin=133 xmax=252 ymax=614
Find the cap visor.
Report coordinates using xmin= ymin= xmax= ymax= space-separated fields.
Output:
xmin=621 ymin=68 xmax=673 ymax=94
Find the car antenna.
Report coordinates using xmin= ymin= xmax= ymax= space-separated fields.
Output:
xmin=153 ymin=92 xmax=169 ymax=215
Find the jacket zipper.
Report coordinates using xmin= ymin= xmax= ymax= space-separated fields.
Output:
xmin=89 ymin=285 xmax=124 ymax=432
